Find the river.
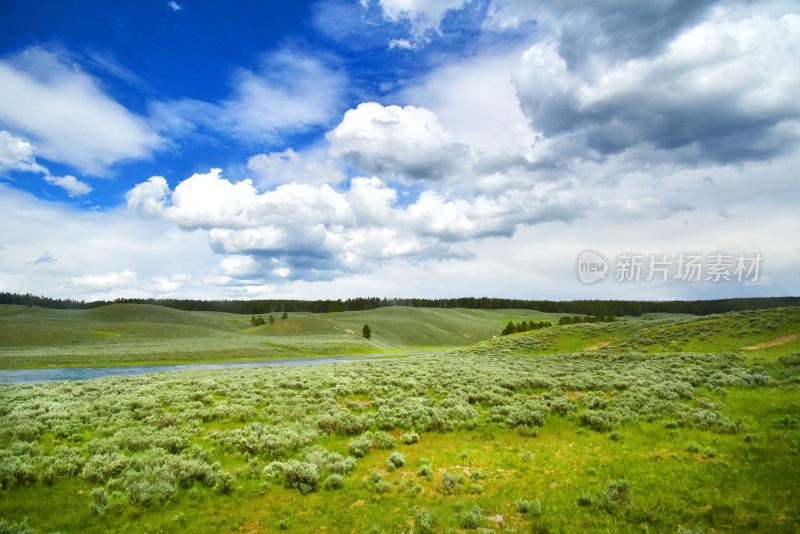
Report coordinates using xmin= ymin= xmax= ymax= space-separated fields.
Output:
xmin=0 ymin=352 xmax=430 ymax=384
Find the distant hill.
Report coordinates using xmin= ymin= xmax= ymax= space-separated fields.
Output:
xmin=2 ymin=292 xmax=798 ymax=316
xmin=0 ymin=303 xmax=561 ymax=369
xmin=472 ymin=306 xmax=800 ymax=363
xmin=3 ymin=301 xmax=798 ymax=370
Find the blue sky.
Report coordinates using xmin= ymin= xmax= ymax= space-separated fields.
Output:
xmin=1 ymin=0 xmax=798 ymax=301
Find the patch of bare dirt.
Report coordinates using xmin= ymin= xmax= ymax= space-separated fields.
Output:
xmin=742 ymin=333 xmax=800 ymax=350
xmin=584 ymin=340 xmax=612 ymax=351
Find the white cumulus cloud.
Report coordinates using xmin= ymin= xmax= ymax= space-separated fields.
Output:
xmin=126 ymin=166 xmax=587 ymax=281
xmin=327 ymin=102 xmax=469 ymax=180
xmin=247 ymin=147 xmax=345 ymax=187
xmin=0 ymin=130 xmax=46 ymax=173
xmin=395 ymin=48 xmax=537 ymax=156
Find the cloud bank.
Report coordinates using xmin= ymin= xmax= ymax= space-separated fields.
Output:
xmin=511 ymin=6 xmax=800 ymax=165
xmin=126 ymin=166 xmax=582 ymax=281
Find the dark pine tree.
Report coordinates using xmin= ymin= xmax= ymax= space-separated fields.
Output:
xmin=501 ymin=321 xmax=516 ymax=336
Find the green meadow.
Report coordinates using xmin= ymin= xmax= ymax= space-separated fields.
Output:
xmin=1 ymin=306 xmax=799 ymax=533
xmin=0 ymin=304 xmax=561 ymax=369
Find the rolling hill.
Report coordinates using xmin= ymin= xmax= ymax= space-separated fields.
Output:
xmin=2 ymin=303 xmax=797 ymax=369
xmin=0 ymin=304 xmax=562 ymax=369
xmin=481 ymin=306 xmax=800 ymax=363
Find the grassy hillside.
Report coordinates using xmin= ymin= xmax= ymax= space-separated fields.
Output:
xmin=487 ymin=306 xmax=800 ymax=363
xmin=2 ymin=303 xmax=798 ymax=369
xmin=0 ymin=306 xmax=798 ymax=533
xmin=0 ymin=304 xmax=563 ymax=369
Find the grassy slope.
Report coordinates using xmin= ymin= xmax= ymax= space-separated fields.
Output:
xmin=1 ymin=303 xmax=797 ymax=369
xmin=0 ymin=306 xmax=799 ymax=533
xmin=0 ymin=304 xmax=563 ymax=369
xmin=490 ymin=306 xmax=800 ymax=362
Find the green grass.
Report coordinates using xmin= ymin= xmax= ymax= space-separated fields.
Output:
xmin=2 ymin=304 xmax=798 ymax=369
xmin=4 ymin=392 xmax=798 ymax=533
xmin=0 ymin=304 xmax=563 ymax=369
xmin=489 ymin=306 xmax=800 ymax=362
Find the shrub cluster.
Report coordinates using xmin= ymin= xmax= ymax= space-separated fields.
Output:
xmin=399 ymin=431 xmax=419 ymax=444
xmin=459 ymin=504 xmax=483 ymax=529
xmin=263 ymin=460 xmax=319 ymax=494
xmin=578 ymin=479 xmax=631 ymax=513
xmin=439 ymin=471 xmax=465 ymax=495
xmin=303 ymin=446 xmax=356 ymax=475
xmin=348 ymin=432 xmax=374 ymax=458
xmin=516 ymin=497 xmax=542 ymax=516
xmin=385 ymin=451 xmax=406 ymax=470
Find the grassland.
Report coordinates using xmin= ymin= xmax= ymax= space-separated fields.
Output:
xmin=0 ymin=304 xmax=562 ymax=369
xmin=0 ymin=306 xmax=798 ymax=533
xmin=483 ymin=306 xmax=800 ymax=363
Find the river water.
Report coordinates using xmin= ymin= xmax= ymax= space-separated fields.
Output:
xmin=0 ymin=352 xmax=429 ymax=384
